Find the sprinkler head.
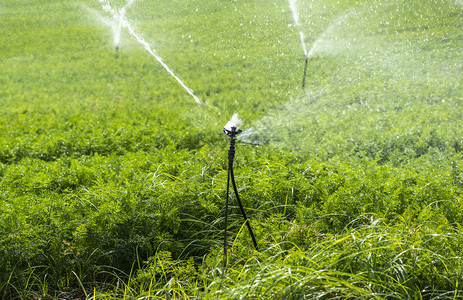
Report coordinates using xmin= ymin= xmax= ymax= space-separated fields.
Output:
xmin=223 ymin=113 xmax=243 ymax=137
xmin=223 ymin=126 xmax=242 ymax=137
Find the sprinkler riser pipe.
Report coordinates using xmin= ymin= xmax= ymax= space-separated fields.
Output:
xmin=222 ymin=122 xmax=258 ymax=272
xmin=302 ymin=56 xmax=309 ymax=88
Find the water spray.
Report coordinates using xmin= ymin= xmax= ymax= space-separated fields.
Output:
xmin=98 ymin=0 xmax=202 ymax=104
xmin=222 ymin=114 xmax=258 ymax=271
xmin=302 ymin=11 xmax=351 ymax=87
xmin=114 ymin=18 xmax=121 ymax=59
xmin=114 ymin=0 xmax=135 ymax=59
xmin=288 ymin=0 xmax=309 ymax=88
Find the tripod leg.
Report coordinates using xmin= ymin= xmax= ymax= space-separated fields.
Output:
xmin=223 ymin=165 xmax=231 ymax=272
xmin=230 ymin=166 xmax=258 ymax=250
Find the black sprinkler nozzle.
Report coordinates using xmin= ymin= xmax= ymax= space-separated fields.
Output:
xmin=223 ymin=126 xmax=242 ymax=137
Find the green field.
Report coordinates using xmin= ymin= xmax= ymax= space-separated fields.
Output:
xmin=1 ymin=0 xmax=463 ymax=298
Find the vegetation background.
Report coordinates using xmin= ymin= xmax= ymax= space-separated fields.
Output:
xmin=1 ymin=0 xmax=462 ymax=298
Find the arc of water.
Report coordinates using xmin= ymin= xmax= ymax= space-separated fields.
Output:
xmin=98 ymin=0 xmax=202 ymax=105
xmin=288 ymin=0 xmax=307 ymax=57
xmin=299 ymin=31 xmax=308 ymax=58
xmin=307 ymin=11 xmax=351 ymax=58
xmin=288 ymin=0 xmax=300 ymax=25
xmin=114 ymin=0 xmax=134 ymax=46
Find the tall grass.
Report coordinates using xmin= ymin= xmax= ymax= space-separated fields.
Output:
xmin=86 ymin=216 xmax=462 ymax=299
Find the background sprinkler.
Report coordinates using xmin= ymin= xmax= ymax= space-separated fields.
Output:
xmin=113 ymin=0 xmax=136 ymax=60
xmin=99 ymin=0 xmax=202 ymax=104
xmin=288 ymin=0 xmax=309 ymax=88
xmin=222 ymin=114 xmax=258 ymax=271
xmin=302 ymin=54 xmax=308 ymax=88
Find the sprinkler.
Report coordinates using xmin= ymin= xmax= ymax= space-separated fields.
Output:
xmin=288 ymin=0 xmax=309 ymax=88
xmin=98 ymin=0 xmax=202 ymax=104
xmin=222 ymin=114 xmax=258 ymax=272
xmin=302 ymin=54 xmax=308 ymax=88
xmin=115 ymin=44 xmax=119 ymax=59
